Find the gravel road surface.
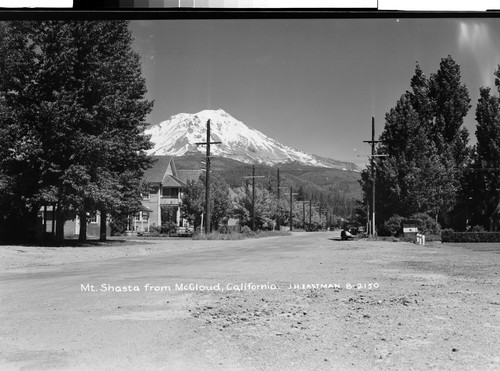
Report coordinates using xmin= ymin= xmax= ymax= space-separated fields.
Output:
xmin=1 ymin=232 xmax=499 ymax=370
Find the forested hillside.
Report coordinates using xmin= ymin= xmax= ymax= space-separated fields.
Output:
xmin=175 ymin=155 xmax=361 ymax=218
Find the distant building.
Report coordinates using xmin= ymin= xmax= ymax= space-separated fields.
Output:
xmin=134 ymin=156 xmax=203 ymax=232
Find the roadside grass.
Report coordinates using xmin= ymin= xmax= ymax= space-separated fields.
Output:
xmin=366 ymin=234 xmax=442 ymax=243
xmin=0 ymin=237 xmax=136 ymax=248
xmin=192 ymin=230 xmax=291 ymax=240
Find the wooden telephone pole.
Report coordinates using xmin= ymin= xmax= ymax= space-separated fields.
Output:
xmin=363 ymin=117 xmax=381 ymax=237
xmin=277 ymin=168 xmax=281 ymax=230
xmin=195 ymin=120 xmax=221 ymax=233
xmin=309 ymin=200 xmax=312 ymax=227
xmin=282 ymin=186 xmax=298 ymax=231
xmin=244 ymin=165 xmax=265 ymax=231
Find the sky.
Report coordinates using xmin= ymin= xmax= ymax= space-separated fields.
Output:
xmin=129 ymin=17 xmax=500 ymax=168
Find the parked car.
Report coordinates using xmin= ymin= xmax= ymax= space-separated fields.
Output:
xmin=169 ymin=226 xmax=193 ymax=237
xmin=340 ymin=229 xmax=354 ymax=240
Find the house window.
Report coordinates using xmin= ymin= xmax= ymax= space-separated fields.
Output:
xmin=162 ymin=187 xmax=179 ymax=199
xmin=134 ymin=212 xmax=149 ymax=221
xmin=89 ymin=214 xmax=98 ymax=224
xmin=141 ymin=192 xmax=150 ymax=200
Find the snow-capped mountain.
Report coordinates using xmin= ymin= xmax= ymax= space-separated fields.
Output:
xmin=145 ymin=109 xmax=356 ymax=170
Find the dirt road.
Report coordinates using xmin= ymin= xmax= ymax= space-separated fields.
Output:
xmin=0 ymin=232 xmax=499 ymax=370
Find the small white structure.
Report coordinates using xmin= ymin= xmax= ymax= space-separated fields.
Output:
xmin=416 ymin=233 xmax=425 ymax=245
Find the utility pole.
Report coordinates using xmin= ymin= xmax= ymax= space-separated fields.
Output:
xmin=363 ymin=117 xmax=381 ymax=238
xmin=195 ymin=120 xmax=221 ymax=234
xmin=243 ymin=165 xmax=264 ymax=231
xmin=277 ymin=168 xmax=281 ymax=231
xmin=283 ymin=186 xmax=298 ymax=231
xmin=303 ymin=202 xmax=306 ymax=229
xmin=296 ymin=201 xmax=307 ymax=230
xmin=309 ymin=200 xmax=312 ymax=227
xmin=278 ymin=183 xmax=289 ymax=232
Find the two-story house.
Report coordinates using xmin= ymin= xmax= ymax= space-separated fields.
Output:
xmin=38 ymin=156 xmax=203 ymax=237
xmin=135 ymin=156 xmax=203 ymax=232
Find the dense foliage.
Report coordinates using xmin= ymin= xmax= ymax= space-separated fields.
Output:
xmin=175 ymin=156 xmax=361 ymax=220
xmin=469 ymin=74 xmax=500 ymax=230
xmin=233 ymin=185 xmax=277 ymax=230
xmin=441 ymin=231 xmax=500 ymax=243
xmin=180 ymin=173 xmax=233 ymax=232
xmin=359 ymin=56 xmax=473 ymax=233
xmin=359 ymin=55 xmax=500 ymax=234
xmin=0 ymin=21 xmax=153 ymax=242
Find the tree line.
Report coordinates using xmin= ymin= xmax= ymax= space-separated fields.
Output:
xmin=358 ymin=55 xmax=500 ymax=234
xmin=181 ymin=172 xmax=346 ymax=232
xmin=216 ymin=165 xmax=360 ymax=219
xmin=0 ymin=21 xmax=153 ymax=242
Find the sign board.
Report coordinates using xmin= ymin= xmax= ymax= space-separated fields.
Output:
xmin=402 ymin=222 xmax=419 ymax=236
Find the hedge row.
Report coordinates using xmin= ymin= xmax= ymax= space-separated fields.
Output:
xmin=441 ymin=231 xmax=500 ymax=243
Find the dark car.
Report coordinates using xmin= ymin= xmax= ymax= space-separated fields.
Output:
xmin=170 ymin=226 xmax=193 ymax=237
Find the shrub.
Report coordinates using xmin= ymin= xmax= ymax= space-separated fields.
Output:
xmin=161 ymin=221 xmax=177 ymax=235
xmin=241 ymin=225 xmax=255 ymax=237
xmin=384 ymin=215 xmax=405 ymax=237
xmin=441 ymin=231 xmax=500 ymax=243
xmin=109 ymin=215 xmax=128 ymax=236
xmin=409 ymin=213 xmax=440 ymax=235
xmin=470 ymin=225 xmax=485 ymax=232
xmin=149 ymin=225 xmax=162 ymax=237
xmin=218 ymin=225 xmax=229 ymax=234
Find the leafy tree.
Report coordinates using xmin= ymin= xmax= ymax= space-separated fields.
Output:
xmin=181 ymin=178 xmax=206 ymax=230
xmin=0 ymin=21 xmax=153 ymax=242
xmin=472 ymin=84 xmax=500 ymax=230
xmin=361 ymin=56 xmax=471 ymax=232
xmin=428 ymin=56 xmax=472 ymax=165
xmin=296 ymin=185 xmax=305 ymax=201
xmin=181 ymin=173 xmax=232 ymax=232
xmin=234 ymin=185 xmax=277 ymax=230
xmin=383 ymin=215 xmax=404 ymax=237
xmin=209 ymin=174 xmax=233 ymax=230
xmin=409 ymin=212 xmax=441 ymax=235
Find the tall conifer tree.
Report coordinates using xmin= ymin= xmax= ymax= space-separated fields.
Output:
xmin=0 ymin=21 xmax=153 ymax=242
xmin=360 ymin=56 xmax=471 ymax=231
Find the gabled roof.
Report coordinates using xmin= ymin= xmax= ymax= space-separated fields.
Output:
xmin=162 ymin=175 xmax=186 ymax=188
xmin=143 ymin=156 xmax=177 ymax=183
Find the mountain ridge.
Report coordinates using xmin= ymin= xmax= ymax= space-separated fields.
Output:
xmin=145 ymin=109 xmax=359 ymax=171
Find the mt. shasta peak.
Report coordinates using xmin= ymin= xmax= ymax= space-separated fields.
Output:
xmin=145 ymin=109 xmax=357 ymax=170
